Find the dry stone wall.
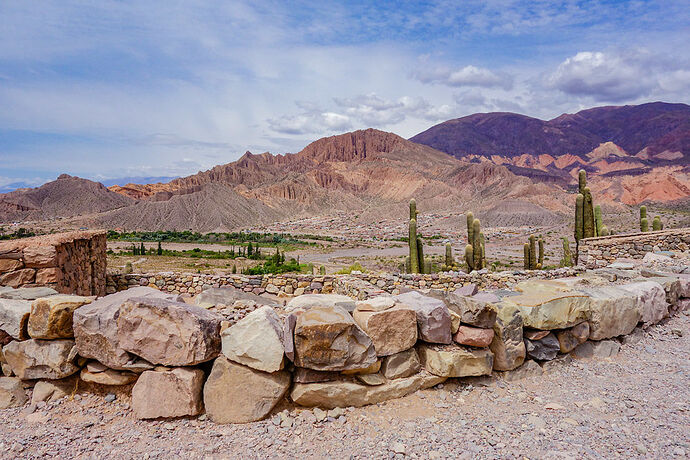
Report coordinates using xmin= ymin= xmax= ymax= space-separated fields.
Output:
xmin=578 ymin=228 xmax=690 ymax=268
xmin=0 ymin=231 xmax=107 ymax=296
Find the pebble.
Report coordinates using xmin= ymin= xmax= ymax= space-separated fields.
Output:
xmin=104 ymin=394 xmax=116 ymax=403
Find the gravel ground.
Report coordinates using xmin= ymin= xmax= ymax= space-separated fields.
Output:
xmin=1 ymin=312 xmax=689 ymax=460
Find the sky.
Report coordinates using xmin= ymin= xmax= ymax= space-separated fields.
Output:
xmin=1 ymin=0 xmax=689 ymax=191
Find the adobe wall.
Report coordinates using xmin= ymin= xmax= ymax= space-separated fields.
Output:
xmin=0 ymin=230 xmax=107 ymax=296
xmin=578 ymin=228 xmax=690 ymax=268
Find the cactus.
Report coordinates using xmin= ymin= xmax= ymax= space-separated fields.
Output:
xmin=405 ymin=256 xmax=411 ymax=273
xmin=528 ymin=235 xmax=537 ymax=270
xmin=408 ymin=218 xmax=419 ymax=273
xmin=523 ymin=243 xmax=530 ymax=269
xmin=652 ymin=215 xmax=662 ymax=231
xmin=466 ymin=211 xmax=474 ymax=243
xmin=319 ymin=265 xmax=326 ymax=275
xmin=424 ymin=260 xmax=432 ymax=274
xmin=600 ymin=225 xmax=609 ymax=236
xmin=464 ymin=244 xmax=473 ymax=269
xmin=583 ymin=187 xmax=595 ymax=239
xmin=472 ymin=219 xmax=482 ymax=271
xmin=640 ymin=206 xmax=647 ymax=231
xmin=538 ymin=237 xmax=544 ymax=269
xmin=641 ymin=217 xmax=649 ymax=232
xmin=575 ymin=193 xmax=584 ymax=243
xmin=417 ymin=236 xmax=425 ymax=274
xmin=445 ymin=242 xmax=453 ymax=267
xmin=480 ymin=232 xmax=486 ymax=268
xmin=409 ymin=199 xmax=417 ymax=220
xmin=594 ymin=205 xmax=602 ymax=236
xmin=560 ymin=237 xmax=572 ymax=267
xmin=578 ymin=169 xmax=587 ymax=195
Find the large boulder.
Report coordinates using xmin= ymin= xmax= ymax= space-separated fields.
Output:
xmin=418 ymin=343 xmax=493 ymax=378
xmin=293 ymin=305 xmax=376 ymax=371
xmin=619 ymin=281 xmax=669 ymax=327
xmin=642 ymin=276 xmax=681 ymax=305
xmin=28 ymin=295 xmax=93 ymax=339
xmin=290 ymin=371 xmax=445 ymax=409
xmin=380 ymin=348 xmax=421 ymax=380
xmin=0 ymin=377 xmax=27 ymax=409
xmin=73 ymin=287 xmax=180 ymax=370
xmin=117 ymin=297 xmax=222 ymax=366
xmin=132 ymin=368 xmax=205 ymax=419
xmin=285 ymin=294 xmax=356 ymax=313
xmin=355 ymin=296 xmax=395 ymax=312
xmin=445 ymin=291 xmax=497 ymax=328
xmin=489 ymin=303 xmax=526 ymax=371
xmin=524 ymin=332 xmax=560 ymax=361
xmin=352 ymin=306 xmax=417 ymax=356
xmin=453 ymin=325 xmax=494 ymax=348
xmin=203 ymin=356 xmax=291 ymax=424
xmin=0 ymin=298 xmax=31 ymax=340
xmin=556 ymin=322 xmax=590 ymax=353
xmin=393 ymin=292 xmax=451 ymax=344
xmin=195 ymin=286 xmax=278 ymax=309
xmin=577 ymin=286 xmax=640 ymax=340
xmin=0 ymin=287 xmax=58 ymax=300
xmin=221 ymin=306 xmax=284 ymax=372
xmin=503 ymin=280 xmax=590 ymax=329
xmin=3 ymin=339 xmax=81 ymax=380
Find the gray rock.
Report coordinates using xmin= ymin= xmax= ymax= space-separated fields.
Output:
xmin=380 ymin=348 xmax=421 ymax=380
xmin=195 ymin=286 xmax=278 ymax=309
xmin=285 ymin=294 xmax=356 ymax=313
xmin=619 ymin=281 xmax=669 ymax=327
xmin=0 ymin=298 xmax=31 ymax=340
xmin=3 ymin=339 xmax=81 ymax=379
xmin=132 ymin=367 xmax=204 ymax=419
xmin=0 ymin=287 xmax=58 ymax=301
xmin=444 ymin=291 xmax=497 ymax=328
xmin=524 ymin=332 xmax=560 ymax=361
xmin=221 ymin=306 xmax=284 ymax=372
xmin=0 ymin=377 xmax=27 ymax=409
xmin=394 ymin=291 xmax=451 ymax=344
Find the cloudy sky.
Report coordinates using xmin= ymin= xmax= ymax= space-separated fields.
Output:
xmin=1 ymin=1 xmax=689 ymax=190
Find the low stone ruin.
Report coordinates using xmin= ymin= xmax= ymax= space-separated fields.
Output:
xmin=0 ymin=230 xmax=106 ymax=296
xmin=1 ymin=253 xmax=689 ymax=424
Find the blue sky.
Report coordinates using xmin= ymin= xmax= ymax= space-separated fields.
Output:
xmin=1 ymin=0 xmax=689 ymax=190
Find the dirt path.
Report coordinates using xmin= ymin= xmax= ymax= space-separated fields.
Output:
xmin=1 ymin=312 xmax=689 ymax=459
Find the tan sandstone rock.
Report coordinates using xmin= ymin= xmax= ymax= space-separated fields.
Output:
xmin=556 ymin=322 xmax=590 ymax=353
xmin=355 ymin=296 xmax=395 ymax=312
xmin=0 ymin=268 xmax=36 ymax=288
xmin=117 ymin=297 xmax=222 ymax=366
xmin=352 ymin=306 xmax=417 ymax=356
xmin=619 ymin=281 xmax=669 ymax=328
xmin=23 ymin=246 xmax=57 ymax=268
xmin=489 ymin=303 xmax=526 ymax=371
xmin=0 ymin=377 xmax=27 ymax=409
xmin=80 ymin=368 xmax=138 ymax=385
xmin=203 ymin=356 xmax=291 ymax=424
xmin=578 ymin=286 xmax=640 ymax=340
xmin=132 ymin=367 xmax=204 ymax=419
xmin=393 ymin=291 xmax=451 ymax=344
xmin=445 ymin=291 xmax=497 ymax=328
xmin=293 ymin=305 xmax=376 ymax=372
xmin=31 ymin=378 xmax=75 ymax=404
xmin=380 ymin=348 xmax=421 ymax=380
xmin=418 ymin=343 xmax=493 ymax=378
xmin=221 ymin=306 xmax=284 ymax=372
xmin=286 ymin=294 xmax=356 ymax=313
xmin=290 ymin=371 xmax=445 ymax=409
xmin=504 ymin=280 xmax=590 ymax=329
xmin=73 ymin=287 xmax=180 ymax=370
xmin=3 ymin=339 xmax=81 ymax=380
xmin=0 ymin=298 xmax=31 ymax=340
xmin=28 ymin=295 xmax=93 ymax=339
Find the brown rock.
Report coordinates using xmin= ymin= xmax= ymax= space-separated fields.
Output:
xmin=80 ymin=368 xmax=138 ymax=385
xmin=524 ymin=329 xmax=551 ymax=340
xmin=28 ymin=295 xmax=93 ymax=339
xmin=340 ymin=359 xmax=381 ymax=375
xmin=23 ymin=246 xmax=57 ymax=268
xmin=418 ymin=343 xmax=493 ymax=377
xmin=356 ymin=373 xmax=386 ymax=386
xmin=73 ymin=286 xmax=181 ymax=370
xmin=0 ymin=298 xmax=31 ymax=340
xmin=35 ymin=268 xmax=60 ymax=284
xmin=0 ymin=377 xmax=27 ymax=409
xmin=203 ymin=356 xmax=291 ymax=424
xmin=3 ymin=339 xmax=81 ymax=380
xmin=117 ymin=297 xmax=222 ymax=366
xmin=445 ymin=291 xmax=497 ymax=328
xmin=489 ymin=303 xmax=525 ymax=371
xmin=0 ymin=268 xmax=35 ymax=288
xmin=293 ymin=305 xmax=376 ymax=371
xmin=556 ymin=322 xmax=590 ymax=353
xmin=352 ymin=306 xmax=417 ymax=356
xmin=453 ymin=325 xmax=494 ymax=348
xmin=131 ymin=368 xmax=204 ymax=419
xmin=31 ymin=378 xmax=74 ymax=404
xmin=0 ymin=259 xmax=23 ymax=273
xmin=293 ymin=367 xmax=340 ymax=383
xmin=393 ymin=292 xmax=452 ymax=344
xmin=380 ymin=349 xmax=421 ymax=380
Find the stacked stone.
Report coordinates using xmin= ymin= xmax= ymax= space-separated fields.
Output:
xmin=0 ymin=230 xmax=106 ymax=296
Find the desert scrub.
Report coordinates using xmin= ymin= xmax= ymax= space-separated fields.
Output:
xmin=336 ymin=262 xmax=367 ymax=274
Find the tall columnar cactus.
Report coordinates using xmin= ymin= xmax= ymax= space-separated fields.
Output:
xmin=538 ymin=237 xmax=544 ymax=269
xmin=464 ymin=213 xmax=485 ymax=272
xmin=472 ymin=219 xmax=482 ymax=271
xmin=594 ymin=205 xmax=602 ymax=236
xmin=408 ymin=218 xmax=419 ymax=273
xmin=445 ymin=242 xmax=453 ymax=267
xmin=528 ymin=235 xmax=537 ymax=270
xmin=480 ymin=232 xmax=486 ymax=268
xmin=653 ymin=215 xmax=662 ymax=231
xmin=575 ymin=193 xmax=584 ymax=243
xmin=417 ymin=236 xmax=425 ymax=274
xmin=640 ymin=206 xmax=647 ymax=231
xmin=640 ymin=217 xmax=649 ymax=232
xmin=523 ymin=243 xmax=530 ymax=269
xmin=578 ymin=169 xmax=587 ymax=195
xmin=465 ymin=244 xmax=474 ymax=269
xmin=583 ymin=187 xmax=595 ymax=239
xmin=409 ymin=199 xmax=417 ymax=220
xmin=466 ymin=211 xmax=474 ymax=243
xmin=560 ymin=237 xmax=573 ymax=267
xmin=600 ymin=225 xmax=610 ymax=236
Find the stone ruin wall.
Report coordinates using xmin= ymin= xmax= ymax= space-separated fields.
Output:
xmin=0 ymin=231 xmax=107 ymax=296
xmin=578 ymin=228 xmax=690 ymax=268
xmin=107 ymin=266 xmax=583 ymax=300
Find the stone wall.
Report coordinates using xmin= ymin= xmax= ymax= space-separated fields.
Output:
xmin=0 ymin=231 xmax=107 ymax=296
xmin=578 ymin=228 xmax=690 ymax=268
xmin=107 ymin=267 xmax=583 ymax=300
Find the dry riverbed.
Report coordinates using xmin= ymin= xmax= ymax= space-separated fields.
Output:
xmin=1 ymin=312 xmax=689 ymax=459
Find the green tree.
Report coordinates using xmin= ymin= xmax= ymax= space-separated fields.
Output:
xmin=247 ymin=242 xmax=254 ymax=257
xmin=157 ymin=241 xmax=162 ymax=256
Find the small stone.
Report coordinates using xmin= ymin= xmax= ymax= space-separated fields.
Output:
xmin=104 ymin=393 xmax=117 ymax=403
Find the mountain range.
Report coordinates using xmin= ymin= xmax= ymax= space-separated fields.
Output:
xmin=1 ymin=101 xmax=688 ymax=232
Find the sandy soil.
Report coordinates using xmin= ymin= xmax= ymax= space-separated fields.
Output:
xmin=1 ymin=312 xmax=688 ymax=459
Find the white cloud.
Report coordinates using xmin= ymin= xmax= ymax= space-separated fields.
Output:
xmin=413 ymin=65 xmax=513 ymax=90
xmin=268 ymin=112 xmax=352 ymax=135
xmin=333 ymin=93 xmax=454 ymax=126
